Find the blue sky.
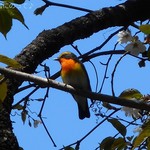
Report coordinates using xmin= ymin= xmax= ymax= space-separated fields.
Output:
xmin=1 ymin=0 xmax=150 ymax=150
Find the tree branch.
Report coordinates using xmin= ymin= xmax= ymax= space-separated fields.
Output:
xmin=1 ymin=67 xmax=150 ymax=111
xmin=42 ymin=0 xmax=93 ymax=13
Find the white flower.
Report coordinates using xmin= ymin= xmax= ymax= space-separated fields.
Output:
xmin=125 ymin=40 xmax=146 ymax=56
xmin=117 ymin=30 xmax=132 ymax=44
xmin=133 ymin=126 xmax=142 ymax=133
xmin=121 ymin=106 xmax=142 ymax=119
xmin=34 ymin=120 xmax=42 ymax=128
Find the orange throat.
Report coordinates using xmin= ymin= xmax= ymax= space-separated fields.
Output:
xmin=59 ymin=58 xmax=77 ymax=75
xmin=60 ymin=58 xmax=81 ymax=76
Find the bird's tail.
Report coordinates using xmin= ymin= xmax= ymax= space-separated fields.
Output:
xmin=74 ymin=95 xmax=90 ymax=119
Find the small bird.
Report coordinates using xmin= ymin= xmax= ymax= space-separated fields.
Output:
xmin=55 ymin=51 xmax=91 ymax=119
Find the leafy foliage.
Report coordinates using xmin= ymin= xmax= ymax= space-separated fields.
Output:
xmin=139 ymin=24 xmax=150 ymax=34
xmin=0 ymin=54 xmax=23 ymax=68
xmin=119 ymin=88 xmax=143 ymax=100
xmin=0 ymin=0 xmax=25 ymax=4
xmin=0 ymin=1 xmax=27 ymax=37
xmin=0 ymin=54 xmax=22 ymax=103
xmin=108 ymin=118 xmax=127 ymax=137
xmin=100 ymin=137 xmax=127 ymax=150
xmin=0 ymin=6 xmax=12 ymax=37
xmin=132 ymin=120 xmax=150 ymax=149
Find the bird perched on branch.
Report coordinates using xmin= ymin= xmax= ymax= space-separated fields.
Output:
xmin=55 ymin=51 xmax=91 ymax=119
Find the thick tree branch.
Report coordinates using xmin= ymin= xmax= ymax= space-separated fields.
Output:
xmin=1 ymin=67 xmax=150 ymax=111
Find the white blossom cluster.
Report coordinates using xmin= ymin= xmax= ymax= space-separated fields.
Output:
xmin=117 ymin=30 xmax=146 ymax=56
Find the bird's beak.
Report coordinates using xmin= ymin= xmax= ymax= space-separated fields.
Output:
xmin=54 ymin=58 xmax=59 ymax=61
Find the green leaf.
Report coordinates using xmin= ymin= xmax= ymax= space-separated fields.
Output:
xmin=147 ymin=137 xmax=150 ymax=150
xmin=111 ymin=137 xmax=127 ymax=150
xmin=108 ymin=119 xmax=126 ymax=137
xmin=132 ymin=121 xmax=150 ymax=149
xmin=139 ymin=24 xmax=150 ymax=34
xmin=0 ymin=6 xmax=12 ymax=37
xmin=100 ymin=137 xmax=115 ymax=150
xmin=119 ymin=88 xmax=143 ymax=100
xmin=0 ymin=75 xmax=7 ymax=103
xmin=5 ymin=2 xmax=28 ymax=29
xmin=0 ymin=54 xmax=23 ymax=68
xmin=0 ymin=0 xmax=25 ymax=4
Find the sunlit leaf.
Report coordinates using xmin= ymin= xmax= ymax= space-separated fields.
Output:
xmin=5 ymin=2 xmax=28 ymax=29
xmin=146 ymin=137 xmax=150 ymax=150
xmin=119 ymin=88 xmax=143 ymax=100
xmin=108 ymin=119 xmax=126 ymax=137
xmin=100 ymin=136 xmax=115 ymax=150
xmin=0 ymin=6 xmax=12 ymax=37
xmin=1 ymin=0 xmax=25 ymax=4
xmin=132 ymin=121 xmax=150 ymax=149
xmin=0 ymin=54 xmax=23 ymax=68
xmin=139 ymin=24 xmax=150 ymax=34
xmin=0 ymin=75 xmax=7 ymax=103
xmin=111 ymin=137 xmax=127 ymax=150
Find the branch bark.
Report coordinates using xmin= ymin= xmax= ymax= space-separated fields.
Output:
xmin=1 ymin=0 xmax=150 ymax=149
xmin=1 ymin=67 xmax=150 ymax=112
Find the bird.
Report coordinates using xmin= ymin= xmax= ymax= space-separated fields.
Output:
xmin=55 ymin=51 xmax=91 ymax=119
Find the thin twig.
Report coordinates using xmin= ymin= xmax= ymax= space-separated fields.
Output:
xmin=40 ymin=116 xmax=57 ymax=147
xmin=71 ymin=44 xmax=82 ymax=56
xmin=38 ymin=87 xmax=57 ymax=147
xmin=16 ymin=83 xmax=37 ymax=93
xmin=99 ymin=54 xmax=113 ymax=93
xmin=111 ymin=52 xmax=129 ymax=96
xmin=43 ymin=0 xmax=93 ymax=13
xmin=99 ymin=42 xmax=118 ymax=93
xmin=12 ymin=87 xmax=39 ymax=109
xmin=80 ymin=27 xmax=126 ymax=60
xmin=89 ymin=60 xmax=99 ymax=92
xmin=37 ymin=65 xmax=56 ymax=147
xmin=59 ymin=109 xmax=119 ymax=150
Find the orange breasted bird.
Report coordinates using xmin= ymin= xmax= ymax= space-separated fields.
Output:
xmin=55 ymin=51 xmax=91 ymax=119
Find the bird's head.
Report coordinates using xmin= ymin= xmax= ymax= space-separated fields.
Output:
xmin=54 ymin=51 xmax=78 ymax=62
